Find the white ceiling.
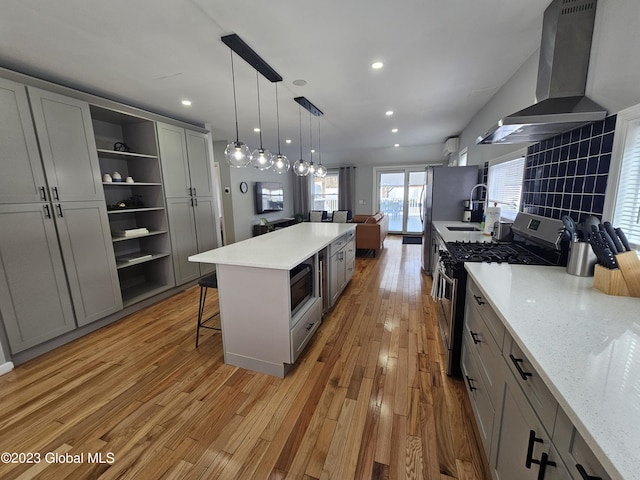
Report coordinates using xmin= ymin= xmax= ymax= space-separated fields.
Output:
xmin=0 ymin=0 xmax=549 ymax=165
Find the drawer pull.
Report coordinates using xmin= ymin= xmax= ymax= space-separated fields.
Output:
xmin=536 ymin=452 xmax=556 ymax=480
xmin=305 ymin=322 xmax=315 ymax=331
xmin=470 ymin=331 xmax=481 ymax=344
xmin=40 ymin=185 xmax=47 ymax=201
xmin=575 ymin=464 xmax=602 ymax=480
xmin=510 ymin=354 xmax=533 ymax=381
xmin=525 ymin=429 xmax=544 ymax=469
xmin=465 ymin=375 xmax=477 ymax=392
xmin=473 ymin=294 xmax=485 ymax=306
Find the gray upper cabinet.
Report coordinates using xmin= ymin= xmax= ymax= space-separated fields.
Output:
xmin=0 ymin=204 xmax=76 ymax=353
xmin=27 ymin=87 xmax=103 ymax=202
xmin=0 ymin=78 xmax=47 ymax=204
xmin=157 ymin=123 xmax=191 ymax=198
xmin=55 ymin=201 xmax=122 ymax=326
xmin=185 ymin=130 xmax=214 ymax=197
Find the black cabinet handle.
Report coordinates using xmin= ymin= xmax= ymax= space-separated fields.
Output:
xmin=536 ymin=452 xmax=556 ymax=480
xmin=510 ymin=354 xmax=533 ymax=381
xmin=576 ymin=464 xmax=602 ymax=480
xmin=305 ymin=322 xmax=315 ymax=331
xmin=56 ymin=204 xmax=63 ymax=217
xmin=40 ymin=186 xmax=47 ymax=201
xmin=465 ymin=375 xmax=476 ymax=392
xmin=525 ymin=430 xmax=543 ymax=468
xmin=43 ymin=204 xmax=51 ymax=219
xmin=473 ymin=294 xmax=485 ymax=305
xmin=52 ymin=186 xmax=59 ymax=200
xmin=470 ymin=331 xmax=481 ymax=344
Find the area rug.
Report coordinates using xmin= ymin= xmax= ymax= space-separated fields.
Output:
xmin=402 ymin=235 xmax=422 ymax=245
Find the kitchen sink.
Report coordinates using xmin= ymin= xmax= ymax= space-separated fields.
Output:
xmin=446 ymin=226 xmax=481 ymax=231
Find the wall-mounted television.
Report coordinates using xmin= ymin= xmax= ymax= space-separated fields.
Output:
xmin=255 ymin=181 xmax=284 ymax=214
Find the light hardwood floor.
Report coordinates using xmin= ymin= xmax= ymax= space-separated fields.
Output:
xmin=0 ymin=236 xmax=490 ymax=480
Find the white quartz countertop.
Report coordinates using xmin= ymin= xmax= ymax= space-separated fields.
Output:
xmin=432 ymin=221 xmax=493 ymax=243
xmin=465 ymin=262 xmax=640 ymax=480
xmin=189 ymin=222 xmax=356 ymax=270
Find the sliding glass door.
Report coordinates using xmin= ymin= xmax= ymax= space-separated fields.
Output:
xmin=377 ymin=169 xmax=425 ymax=234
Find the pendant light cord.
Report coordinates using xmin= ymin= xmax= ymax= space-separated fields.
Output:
xmin=230 ymin=51 xmax=240 ymax=143
xmin=309 ymin=111 xmax=313 ymax=164
xmin=298 ymin=105 xmax=303 ymax=159
xmin=256 ymin=72 xmax=264 ymax=148
xmin=275 ymin=83 xmax=281 ymax=154
xmin=318 ymin=116 xmax=322 ymax=165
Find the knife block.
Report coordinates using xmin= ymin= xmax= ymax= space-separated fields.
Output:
xmin=593 ymin=251 xmax=640 ymax=297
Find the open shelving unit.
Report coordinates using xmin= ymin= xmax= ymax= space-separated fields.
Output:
xmin=91 ymin=105 xmax=175 ymax=306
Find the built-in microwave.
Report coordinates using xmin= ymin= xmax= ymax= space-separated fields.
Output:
xmin=290 ymin=263 xmax=312 ymax=315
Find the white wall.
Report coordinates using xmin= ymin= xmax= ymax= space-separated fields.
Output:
xmin=455 ymin=0 xmax=640 ymax=167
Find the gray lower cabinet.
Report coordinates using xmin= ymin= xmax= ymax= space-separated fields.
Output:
xmin=158 ymin=123 xmax=217 ymax=284
xmin=55 ymin=201 xmax=122 ymax=326
xmin=0 ymin=204 xmax=77 ymax=352
xmin=463 ymin=278 xmax=605 ymax=480
xmin=493 ymin=379 xmax=570 ymax=480
xmin=329 ymin=231 xmax=355 ymax=306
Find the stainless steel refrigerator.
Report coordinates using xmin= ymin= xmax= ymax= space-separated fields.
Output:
xmin=421 ymin=166 xmax=479 ymax=274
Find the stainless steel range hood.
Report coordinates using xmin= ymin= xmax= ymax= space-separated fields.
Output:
xmin=477 ymin=0 xmax=606 ymax=145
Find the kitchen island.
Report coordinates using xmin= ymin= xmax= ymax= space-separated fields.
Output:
xmin=189 ymin=222 xmax=356 ymax=377
xmin=465 ymin=262 xmax=639 ymax=480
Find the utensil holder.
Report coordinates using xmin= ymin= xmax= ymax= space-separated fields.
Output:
xmin=593 ymin=251 xmax=640 ymax=297
xmin=566 ymin=241 xmax=596 ymax=277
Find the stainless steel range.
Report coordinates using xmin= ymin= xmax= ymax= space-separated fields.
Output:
xmin=436 ymin=213 xmax=568 ymax=376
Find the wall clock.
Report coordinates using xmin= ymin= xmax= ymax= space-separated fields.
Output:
xmin=239 ymin=181 xmax=248 ymax=193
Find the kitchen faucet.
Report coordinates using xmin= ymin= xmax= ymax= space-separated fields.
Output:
xmin=469 ymin=183 xmax=488 ymax=208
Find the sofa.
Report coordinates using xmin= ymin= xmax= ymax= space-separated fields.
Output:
xmin=352 ymin=212 xmax=389 ymax=256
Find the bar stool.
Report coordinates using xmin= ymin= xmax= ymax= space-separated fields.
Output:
xmin=195 ymin=272 xmax=221 ymax=347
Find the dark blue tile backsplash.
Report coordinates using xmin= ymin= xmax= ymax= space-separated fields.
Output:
xmin=520 ymin=115 xmax=616 ymax=223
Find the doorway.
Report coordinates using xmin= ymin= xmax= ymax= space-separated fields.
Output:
xmin=376 ymin=169 xmax=425 ymax=234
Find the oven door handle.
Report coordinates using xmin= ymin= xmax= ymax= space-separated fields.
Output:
xmin=438 ymin=264 xmax=455 ymax=286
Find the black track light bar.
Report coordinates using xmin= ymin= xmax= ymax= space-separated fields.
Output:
xmin=221 ymin=34 xmax=282 ymax=83
xmin=294 ymin=96 xmax=323 ymax=116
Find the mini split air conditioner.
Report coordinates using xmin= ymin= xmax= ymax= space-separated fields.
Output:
xmin=443 ymin=137 xmax=459 ymax=156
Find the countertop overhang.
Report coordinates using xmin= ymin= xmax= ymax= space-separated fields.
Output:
xmin=189 ymin=222 xmax=355 ymax=270
xmin=465 ymin=262 xmax=639 ymax=480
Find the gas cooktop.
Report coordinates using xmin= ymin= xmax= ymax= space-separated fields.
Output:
xmin=445 ymin=241 xmax=553 ymax=266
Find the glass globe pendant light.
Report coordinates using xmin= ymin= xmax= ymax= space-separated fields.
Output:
xmin=314 ymin=116 xmax=327 ymax=178
xmin=293 ymin=105 xmax=310 ymax=176
xmin=224 ymin=50 xmax=251 ymax=168
xmin=271 ymin=82 xmax=290 ymax=174
xmin=250 ymin=72 xmax=273 ymax=170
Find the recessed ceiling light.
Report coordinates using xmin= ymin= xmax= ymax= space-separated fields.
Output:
xmin=391 ymin=128 xmax=398 ymax=133
xmin=386 ymin=110 xmax=394 ymax=116
xmin=181 ymin=99 xmax=192 ymax=106
xmin=293 ymin=79 xmax=307 ymax=86
xmin=372 ymin=61 xmax=384 ymax=69
xmin=310 ymin=149 xmax=316 ymax=153
xmin=285 ymin=139 xmax=292 ymax=144
xmin=254 ymin=127 xmax=260 ymax=132
xmin=394 ymin=144 xmax=400 ymax=147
